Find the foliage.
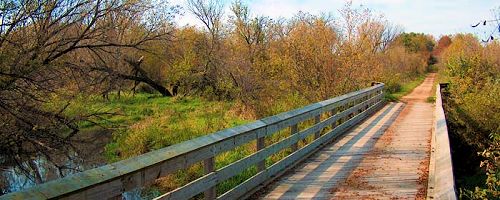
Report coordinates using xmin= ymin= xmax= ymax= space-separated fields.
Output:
xmin=396 ymin=32 xmax=436 ymax=65
xmin=460 ymin=142 xmax=500 ymax=199
xmin=433 ymin=35 xmax=452 ymax=57
xmin=398 ymin=32 xmax=435 ymax=53
xmin=438 ymin=33 xmax=500 ymax=198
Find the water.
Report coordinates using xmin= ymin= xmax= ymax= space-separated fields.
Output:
xmin=0 ymin=153 xmax=95 ymax=195
xmin=1 ymin=152 xmax=145 ymax=199
xmin=0 ymin=128 xmax=150 ymax=199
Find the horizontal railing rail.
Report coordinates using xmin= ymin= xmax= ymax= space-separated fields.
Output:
xmin=2 ymin=83 xmax=385 ymax=200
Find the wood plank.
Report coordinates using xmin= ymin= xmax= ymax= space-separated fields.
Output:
xmin=256 ymin=102 xmax=401 ymax=200
xmin=0 ymin=120 xmax=268 ymax=199
xmin=155 ymin=172 xmax=218 ymax=200
xmin=257 ymin=74 xmax=441 ymax=200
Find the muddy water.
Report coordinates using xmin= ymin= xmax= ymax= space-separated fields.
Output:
xmin=0 ymin=128 xmax=113 ymax=195
xmin=0 ymin=153 xmax=95 ymax=194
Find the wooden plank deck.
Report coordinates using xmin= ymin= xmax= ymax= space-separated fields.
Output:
xmin=256 ymin=74 xmax=436 ymax=199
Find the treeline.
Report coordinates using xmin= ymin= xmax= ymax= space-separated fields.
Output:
xmin=140 ymin=1 xmax=435 ymax=117
xmin=0 ymin=0 xmax=434 ymax=173
xmin=437 ymin=34 xmax=499 ymax=198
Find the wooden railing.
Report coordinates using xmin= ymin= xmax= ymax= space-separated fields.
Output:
xmin=426 ymin=83 xmax=457 ymax=200
xmin=1 ymin=83 xmax=385 ymax=200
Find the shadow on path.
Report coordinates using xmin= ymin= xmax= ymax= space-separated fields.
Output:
xmin=259 ymin=102 xmax=404 ymax=199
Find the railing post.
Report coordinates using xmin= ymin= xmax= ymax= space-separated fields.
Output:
xmin=314 ymin=115 xmax=321 ymax=139
xmin=291 ymin=124 xmax=299 ymax=151
xmin=342 ymin=104 xmax=350 ymax=122
xmin=204 ymin=157 xmax=216 ymax=200
xmin=331 ymin=108 xmax=337 ymax=129
xmin=353 ymin=99 xmax=359 ymax=115
xmin=360 ymin=97 xmax=366 ymax=113
xmin=256 ymin=137 xmax=266 ymax=171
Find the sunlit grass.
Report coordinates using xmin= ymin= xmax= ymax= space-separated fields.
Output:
xmin=384 ymin=74 xmax=427 ymax=101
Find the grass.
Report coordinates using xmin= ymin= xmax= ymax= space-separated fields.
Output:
xmin=64 ymin=93 xmax=250 ymax=161
xmin=62 ymin=93 xmax=266 ymax=197
xmin=384 ymin=74 xmax=427 ymax=101
xmin=426 ymin=96 xmax=436 ymax=103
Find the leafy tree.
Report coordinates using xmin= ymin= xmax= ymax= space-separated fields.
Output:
xmin=433 ymin=35 xmax=452 ymax=57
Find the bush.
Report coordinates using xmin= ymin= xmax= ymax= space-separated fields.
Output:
xmin=439 ymin=33 xmax=500 ymax=197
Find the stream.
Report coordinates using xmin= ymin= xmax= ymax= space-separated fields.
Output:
xmin=0 ymin=129 xmax=146 ymax=198
xmin=0 ymin=152 xmax=95 ymax=194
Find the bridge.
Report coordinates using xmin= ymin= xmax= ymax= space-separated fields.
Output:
xmin=1 ymin=74 xmax=456 ymax=200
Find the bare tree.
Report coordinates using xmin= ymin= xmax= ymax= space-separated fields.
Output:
xmin=187 ymin=0 xmax=235 ymax=98
xmin=471 ymin=7 xmax=500 ymax=42
xmin=0 ymin=0 xmax=177 ymax=178
xmin=187 ymin=0 xmax=224 ymax=42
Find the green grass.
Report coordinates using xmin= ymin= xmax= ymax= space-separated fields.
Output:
xmin=384 ymin=74 xmax=427 ymax=101
xmin=62 ymin=92 xmax=263 ymax=197
xmin=68 ymin=94 xmax=249 ymax=161
xmin=426 ymin=96 xmax=436 ymax=103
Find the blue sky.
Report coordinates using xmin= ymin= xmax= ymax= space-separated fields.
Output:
xmin=171 ymin=0 xmax=500 ymax=38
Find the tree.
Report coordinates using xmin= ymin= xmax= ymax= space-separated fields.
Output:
xmin=395 ymin=32 xmax=435 ymax=65
xmin=0 ymin=0 xmax=177 ymax=179
xmin=432 ymin=35 xmax=452 ymax=57
xmin=187 ymin=0 xmax=237 ymax=99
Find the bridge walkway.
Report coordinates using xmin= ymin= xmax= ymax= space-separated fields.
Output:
xmin=257 ymin=74 xmax=436 ymax=199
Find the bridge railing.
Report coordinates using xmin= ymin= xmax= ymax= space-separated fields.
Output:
xmin=426 ymin=83 xmax=456 ymax=200
xmin=2 ymin=83 xmax=385 ymax=200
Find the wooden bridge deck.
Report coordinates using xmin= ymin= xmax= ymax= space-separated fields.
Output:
xmin=256 ymin=74 xmax=436 ymax=199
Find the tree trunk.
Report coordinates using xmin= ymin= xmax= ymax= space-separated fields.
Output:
xmin=141 ymin=77 xmax=172 ymax=97
xmin=92 ymin=57 xmax=174 ymax=97
xmin=126 ymin=57 xmax=173 ymax=97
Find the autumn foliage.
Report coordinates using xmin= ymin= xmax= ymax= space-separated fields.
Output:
xmin=438 ymin=34 xmax=499 ymax=198
xmin=141 ymin=2 xmax=433 ymax=117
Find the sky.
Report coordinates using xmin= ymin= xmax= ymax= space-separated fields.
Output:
xmin=170 ymin=0 xmax=500 ymax=38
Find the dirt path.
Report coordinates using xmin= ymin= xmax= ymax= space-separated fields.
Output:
xmin=401 ymin=73 xmax=436 ymax=103
xmin=257 ymin=73 xmax=436 ymax=199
